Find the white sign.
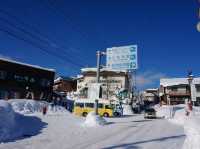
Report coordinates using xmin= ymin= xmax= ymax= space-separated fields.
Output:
xmin=191 ymin=83 xmax=196 ymax=101
xmin=88 ymin=83 xmax=101 ymax=99
xmin=106 ymin=45 xmax=138 ymax=70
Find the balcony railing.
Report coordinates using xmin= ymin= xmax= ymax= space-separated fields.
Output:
xmin=167 ymin=90 xmax=190 ymax=96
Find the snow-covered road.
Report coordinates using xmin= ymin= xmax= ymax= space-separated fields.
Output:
xmin=0 ymin=112 xmax=185 ymax=149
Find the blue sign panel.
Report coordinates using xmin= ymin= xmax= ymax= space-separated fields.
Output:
xmin=106 ymin=45 xmax=138 ymax=70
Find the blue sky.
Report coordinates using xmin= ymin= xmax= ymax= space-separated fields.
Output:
xmin=0 ymin=0 xmax=199 ymax=89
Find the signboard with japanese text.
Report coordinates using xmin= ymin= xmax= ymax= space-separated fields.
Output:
xmin=106 ymin=45 xmax=138 ymax=70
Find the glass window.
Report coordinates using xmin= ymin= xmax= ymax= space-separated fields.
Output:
xmin=0 ymin=91 xmax=9 ymax=99
xmin=30 ymin=78 xmax=35 ymax=83
xmin=98 ymin=103 xmax=103 ymax=108
xmin=41 ymin=79 xmax=51 ymax=87
xmin=85 ymin=103 xmax=94 ymax=108
xmin=171 ymin=87 xmax=178 ymax=91
xmin=0 ymin=71 xmax=7 ymax=80
xmin=14 ymin=75 xmax=24 ymax=82
xmin=105 ymin=105 xmax=112 ymax=109
xmin=75 ymin=103 xmax=84 ymax=108
xmin=0 ymin=90 xmax=5 ymax=99
xmin=196 ymin=85 xmax=200 ymax=92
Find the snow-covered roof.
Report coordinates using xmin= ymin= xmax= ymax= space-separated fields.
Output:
xmin=81 ymin=67 xmax=128 ymax=73
xmin=0 ymin=57 xmax=55 ymax=72
xmin=54 ymin=77 xmax=62 ymax=83
xmin=76 ymin=74 xmax=84 ymax=79
xmin=160 ymin=77 xmax=200 ymax=87
xmin=145 ymin=88 xmax=158 ymax=91
xmin=54 ymin=76 xmax=74 ymax=83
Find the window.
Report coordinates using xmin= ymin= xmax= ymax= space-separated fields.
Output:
xmin=41 ymin=79 xmax=51 ymax=87
xmin=30 ymin=77 xmax=35 ymax=83
xmin=14 ymin=75 xmax=25 ymax=82
xmin=0 ymin=90 xmax=8 ymax=99
xmin=98 ymin=103 xmax=103 ymax=108
xmin=75 ymin=103 xmax=84 ymax=108
xmin=0 ymin=71 xmax=7 ymax=80
xmin=85 ymin=103 xmax=94 ymax=108
xmin=196 ymin=97 xmax=200 ymax=106
xmin=105 ymin=105 xmax=112 ymax=109
xmin=196 ymin=85 xmax=200 ymax=92
xmin=171 ymin=87 xmax=178 ymax=91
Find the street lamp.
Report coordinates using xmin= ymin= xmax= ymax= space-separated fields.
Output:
xmin=197 ymin=21 xmax=200 ymax=32
xmin=187 ymin=72 xmax=194 ymax=105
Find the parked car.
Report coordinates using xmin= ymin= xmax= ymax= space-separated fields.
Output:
xmin=144 ymin=108 xmax=156 ymax=119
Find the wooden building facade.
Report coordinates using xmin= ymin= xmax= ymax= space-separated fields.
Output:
xmin=0 ymin=58 xmax=55 ymax=101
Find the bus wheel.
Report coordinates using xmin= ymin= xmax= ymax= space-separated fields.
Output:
xmin=103 ymin=112 xmax=109 ymax=117
xmin=82 ymin=112 xmax=88 ymax=117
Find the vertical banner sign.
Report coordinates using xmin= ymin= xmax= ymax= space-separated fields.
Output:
xmin=106 ymin=45 xmax=138 ymax=70
xmin=88 ymin=83 xmax=101 ymax=99
xmin=191 ymin=83 xmax=196 ymax=101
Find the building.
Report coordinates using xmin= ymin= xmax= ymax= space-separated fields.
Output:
xmin=53 ymin=76 xmax=77 ymax=93
xmin=76 ymin=67 xmax=130 ymax=100
xmin=0 ymin=58 xmax=55 ymax=100
xmin=141 ymin=88 xmax=159 ymax=103
xmin=159 ymin=77 xmax=200 ymax=105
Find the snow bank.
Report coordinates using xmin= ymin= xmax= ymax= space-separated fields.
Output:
xmin=182 ymin=115 xmax=200 ymax=149
xmin=122 ymin=105 xmax=134 ymax=115
xmin=8 ymin=99 xmax=48 ymax=114
xmin=159 ymin=105 xmax=200 ymax=149
xmin=154 ymin=104 xmax=185 ymax=119
xmin=169 ymin=109 xmax=187 ymax=126
xmin=0 ymin=100 xmax=21 ymax=142
xmin=83 ymin=111 xmax=107 ymax=127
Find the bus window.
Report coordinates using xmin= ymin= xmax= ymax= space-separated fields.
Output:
xmin=105 ymin=105 xmax=112 ymax=109
xmin=98 ymin=103 xmax=103 ymax=108
xmin=85 ymin=103 xmax=94 ymax=108
xmin=75 ymin=103 xmax=84 ymax=108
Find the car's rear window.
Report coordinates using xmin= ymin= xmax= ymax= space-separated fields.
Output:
xmin=145 ymin=108 xmax=155 ymax=112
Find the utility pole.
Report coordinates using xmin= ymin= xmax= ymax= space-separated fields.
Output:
xmin=197 ymin=1 xmax=200 ymax=32
xmin=95 ymin=51 xmax=106 ymax=115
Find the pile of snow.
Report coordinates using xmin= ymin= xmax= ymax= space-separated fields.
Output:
xmin=193 ymin=106 xmax=200 ymax=116
xmin=154 ymin=105 xmax=172 ymax=118
xmin=182 ymin=115 xmax=200 ymax=149
xmin=154 ymin=104 xmax=185 ymax=119
xmin=169 ymin=108 xmax=187 ymax=126
xmin=8 ymin=99 xmax=48 ymax=114
xmin=0 ymin=100 xmax=21 ymax=142
xmin=160 ymin=105 xmax=200 ymax=149
xmin=83 ymin=111 xmax=107 ymax=127
xmin=122 ymin=104 xmax=133 ymax=115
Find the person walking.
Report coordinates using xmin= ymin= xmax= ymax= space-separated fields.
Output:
xmin=42 ymin=106 xmax=47 ymax=115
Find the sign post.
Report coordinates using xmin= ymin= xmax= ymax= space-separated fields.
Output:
xmin=106 ymin=45 xmax=138 ymax=100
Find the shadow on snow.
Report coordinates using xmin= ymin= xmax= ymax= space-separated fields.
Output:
xmin=3 ymin=113 xmax=47 ymax=143
xmin=102 ymin=134 xmax=185 ymax=149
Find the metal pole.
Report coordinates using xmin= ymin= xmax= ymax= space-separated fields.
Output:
xmin=95 ymin=51 xmax=101 ymax=115
xmin=96 ymin=51 xmax=101 ymax=83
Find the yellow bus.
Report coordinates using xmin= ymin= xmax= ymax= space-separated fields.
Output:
xmin=73 ymin=99 xmax=113 ymax=117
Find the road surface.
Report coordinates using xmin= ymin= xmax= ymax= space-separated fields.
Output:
xmin=0 ymin=112 xmax=185 ymax=149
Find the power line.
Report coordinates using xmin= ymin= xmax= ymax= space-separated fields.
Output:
xmin=0 ymin=27 xmax=84 ymax=68
xmin=46 ymin=0 xmax=110 ymax=46
xmin=0 ymin=9 xmax=90 ymax=65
